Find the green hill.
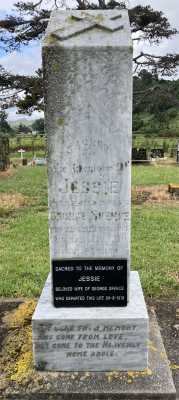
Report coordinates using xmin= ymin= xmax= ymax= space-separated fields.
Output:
xmin=133 ymin=72 xmax=179 ymax=136
xmin=9 ymin=118 xmax=35 ymax=129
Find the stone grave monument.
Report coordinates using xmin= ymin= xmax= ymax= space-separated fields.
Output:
xmin=171 ymin=146 xmax=177 ymax=158
xmin=32 ymin=9 xmax=148 ymax=372
xmin=18 ymin=148 xmax=25 ymax=159
xmin=150 ymin=148 xmax=164 ymax=158
xmin=132 ymin=147 xmax=147 ymax=160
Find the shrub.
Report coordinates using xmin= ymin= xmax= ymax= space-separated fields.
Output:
xmin=132 ymin=119 xmax=143 ymax=131
xmin=167 ymin=108 xmax=178 ymax=120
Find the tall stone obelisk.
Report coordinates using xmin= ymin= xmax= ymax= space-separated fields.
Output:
xmin=32 ymin=10 xmax=148 ymax=372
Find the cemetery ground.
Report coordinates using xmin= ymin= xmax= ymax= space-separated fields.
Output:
xmin=0 ymin=150 xmax=179 ymax=398
xmin=0 ymin=151 xmax=179 ymax=299
xmin=8 ymin=134 xmax=179 ymax=160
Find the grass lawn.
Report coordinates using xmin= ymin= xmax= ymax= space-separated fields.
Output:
xmin=131 ymin=204 xmax=179 ymax=298
xmin=9 ymin=135 xmax=46 ymax=159
xmin=132 ymin=165 xmax=179 ymax=186
xmin=0 ymin=163 xmax=179 ymax=298
xmin=0 ymin=166 xmax=48 ymax=206
xmin=132 ymin=112 xmax=179 ymax=137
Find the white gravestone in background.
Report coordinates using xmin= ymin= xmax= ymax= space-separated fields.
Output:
xmin=18 ymin=149 xmax=25 ymax=159
xmin=32 ymin=9 xmax=148 ymax=372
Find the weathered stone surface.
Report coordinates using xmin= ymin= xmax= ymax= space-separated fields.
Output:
xmin=42 ymin=10 xmax=133 ymax=300
xmin=37 ymin=9 xmax=149 ymax=376
xmin=32 ymin=271 xmax=148 ymax=371
xmin=3 ymin=307 xmax=176 ymax=399
xmin=43 ymin=10 xmax=133 ymax=47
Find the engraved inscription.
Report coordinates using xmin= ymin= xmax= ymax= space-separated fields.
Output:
xmin=58 ymin=181 xmax=126 ymax=195
xmin=52 ymin=259 xmax=127 ymax=307
xmin=49 ymin=147 xmax=130 ymax=259
xmin=34 ymin=322 xmax=142 ymax=360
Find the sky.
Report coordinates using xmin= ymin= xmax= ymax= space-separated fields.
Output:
xmin=0 ymin=0 xmax=178 ymax=121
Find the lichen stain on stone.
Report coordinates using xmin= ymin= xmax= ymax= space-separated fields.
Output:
xmin=127 ymin=370 xmax=136 ymax=379
xmin=73 ymin=12 xmax=104 ymax=22
xmin=142 ymin=369 xmax=152 ymax=375
xmin=160 ymin=353 xmax=167 ymax=358
xmin=57 ymin=118 xmax=63 ymax=126
xmin=151 ymin=346 xmax=158 ymax=351
xmin=126 ymin=369 xmax=152 ymax=379
xmin=44 ymin=34 xmax=58 ymax=43
xmin=94 ymin=14 xmax=104 ymax=21
xmin=65 ymin=16 xmax=77 ymax=26
xmin=112 ymin=370 xmax=118 ymax=375
xmin=53 ymin=61 xmax=59 ymax=68
xmin=129 ymin=45 xmax=133 ymax=53
xmin=3 ymin=299 xmax=37 ymax=329
xmin=168 ymin=359 xmax=179 ymax=370
xmin=0 ymin=300 xmax=37 ymax=389
xmin=71 ymin=183 xmax=77 ymax=191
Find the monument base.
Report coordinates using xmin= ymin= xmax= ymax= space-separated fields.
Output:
xmin=4 ymin=307 xmax=176 ymax=399
xmin=32 ymin=271 xmax=148 ymax=371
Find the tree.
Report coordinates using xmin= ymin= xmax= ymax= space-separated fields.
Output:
xmin=0 ymin=65 xmax=44 ymax=115
xmin=133 ymin=71 xmax=178 ymax=116
xmin=0 ymin=0 xmax=178 ymax=115
xmin=138 ymin=69 xmax=154 ymax=85
xmin=18 ymin=123 xmax=32 ymax=133
xmin=32 ymin=118 xmax=44 ymax=133
xmin=0 ymin=110 xmax=12 ymax=132
xmin=0 ymin=110 xmax=15 ymax=170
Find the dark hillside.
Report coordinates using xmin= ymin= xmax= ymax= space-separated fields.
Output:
xmin=133 ymin=72 xmax=179 ymax=136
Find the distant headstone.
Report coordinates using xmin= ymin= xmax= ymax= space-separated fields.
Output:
xmin=132 ymin=148 xmax=147 ymax=160
xmin=171 ymin=148 xmax=177 ymax=158
xmin=177 ymin=140 xmax=179 ymax=162
xmin=163 ymin=141 xmax=165 ymax=154
xmin=18 ymin=149 xmax=25 ymax=159
xmin=151 ymin=149 xmax=164 ymax=158
xmin=32 ymin=9 xmax=148 ymax=372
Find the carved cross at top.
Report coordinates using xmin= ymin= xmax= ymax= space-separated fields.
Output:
xmin=51 ymin=12 xmax=124 ymax=41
